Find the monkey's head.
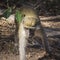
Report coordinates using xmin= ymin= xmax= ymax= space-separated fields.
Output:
xmin=19 ymin=6 xmax=39 ymax=29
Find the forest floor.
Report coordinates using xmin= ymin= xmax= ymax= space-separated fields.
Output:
xmin=0 ymin=9 xmax=60 ymax=60
xmin=0 ymin=18 xmax=60 ymax=60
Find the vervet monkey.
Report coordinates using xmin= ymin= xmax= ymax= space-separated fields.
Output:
xmin=15 ymin=5 xmax=51 ymax=60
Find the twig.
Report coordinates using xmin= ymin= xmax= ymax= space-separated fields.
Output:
xmin=40 ymin=15 xmax=60 ymax=21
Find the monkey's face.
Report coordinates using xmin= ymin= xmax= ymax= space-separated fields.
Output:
xmin=20 ymin=6 xmax=38 ymax=29
xmin=22 ymin=17 xmax=37 ymax=29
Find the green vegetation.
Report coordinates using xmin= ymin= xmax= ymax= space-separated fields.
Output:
xmin=3 ymin=7 xmax=12 ymax=18
xmin=15 ymin=10 xmax=23 ymax=23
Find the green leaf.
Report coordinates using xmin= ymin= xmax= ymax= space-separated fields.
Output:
xmin=15 ymin=10 xmax=23 ymax=23
xmin=3 ymin=7 xmax=12 ymax=18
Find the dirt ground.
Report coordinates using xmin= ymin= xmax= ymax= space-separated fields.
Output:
xmin=0 ymin=32 xmax=60 ymax=60
xmin=0 ymin=17 xmax=60 ymax=60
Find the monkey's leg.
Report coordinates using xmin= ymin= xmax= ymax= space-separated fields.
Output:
xmin=36 ymin=19 xmax=51 ymax=54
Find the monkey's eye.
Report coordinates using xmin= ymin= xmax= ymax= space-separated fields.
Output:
xmin=22 ymin=14 xmax=25 ymax=17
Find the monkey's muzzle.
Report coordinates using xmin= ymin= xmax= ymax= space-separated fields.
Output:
xmin=23 ymin=17 xmax=39 ymax=29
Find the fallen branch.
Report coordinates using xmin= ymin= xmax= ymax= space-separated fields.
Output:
xmin=39 ymin=15 xmax=60 ymax=21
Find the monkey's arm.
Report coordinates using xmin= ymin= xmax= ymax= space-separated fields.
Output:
xmin=36 ymin=16 xmax=51 ymax=54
